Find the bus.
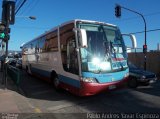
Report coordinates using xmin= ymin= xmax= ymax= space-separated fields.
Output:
xmin=21 ymin=19 xmax=136 ymax=96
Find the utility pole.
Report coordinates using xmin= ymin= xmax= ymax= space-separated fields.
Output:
xmin=1 ymin=0 xmax=15 ymax=89
xmin=115 ymin=4 xmax=147 ymax=70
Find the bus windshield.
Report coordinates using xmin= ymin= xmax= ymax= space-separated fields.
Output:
xmin=78 ymin=23 xmax=128 ymax=73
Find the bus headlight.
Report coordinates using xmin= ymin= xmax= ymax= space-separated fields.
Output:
xmin=92 ymin=57 xmax=100 ymax=65
xmin=81 ymin=77 xmax=98 ymax=83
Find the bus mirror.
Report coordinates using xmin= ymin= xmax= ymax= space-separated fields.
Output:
xmin=20 ymin=42 xmax=25 ymax=49
xmin=122 ymin=34 xmax=137 ymax=48
xmin=79 ymin=29 xmax=88 ymax=48
xmin=129 ymin=34 xmax=137 ymax=48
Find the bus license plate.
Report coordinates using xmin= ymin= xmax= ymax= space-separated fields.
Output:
xmin=109 ymin=85 xmax=116 ymax=90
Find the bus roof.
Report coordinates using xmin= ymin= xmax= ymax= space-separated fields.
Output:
xmin=22 ymin=19 xmax=117 ymax=47
xmin=61 ymin=19 xmax=116 ymax=27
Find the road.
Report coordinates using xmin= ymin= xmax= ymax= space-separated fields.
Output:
xmin=17 ymin=70 xmax=160 ymax=118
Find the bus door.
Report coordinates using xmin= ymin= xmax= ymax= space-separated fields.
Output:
xmin=66 ymin=38 xmax=78 ymax=74
xmin=60 ymin=23 xmax=79 ymax=75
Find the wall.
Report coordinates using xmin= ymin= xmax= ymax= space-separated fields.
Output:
xmin=128 ymin=52 xmax=160 ymax=76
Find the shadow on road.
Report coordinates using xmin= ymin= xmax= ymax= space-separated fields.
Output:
xmin=12 ymin=70 xmax=160 ymax=113
xmin=134 ymin=80 xmax=160 ymax=97
xmin=0 ymin=72 xmax=18 ymax=92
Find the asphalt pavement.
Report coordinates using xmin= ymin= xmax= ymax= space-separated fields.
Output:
xmin=0 ymin=69 xmax=160 ymax=119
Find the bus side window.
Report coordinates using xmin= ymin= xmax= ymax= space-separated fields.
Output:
xmin=39 ymin=37 xmax=45 ymax=53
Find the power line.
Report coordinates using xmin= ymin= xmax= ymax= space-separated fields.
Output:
xmin=12 ymin=25 xmax=160 ymax=34
xmin=15 ymin=0 xmax=39 ymax=20
xmin=15 ymin=0 xmax=23 ymax=11
xmin=22 ymin=0 xmax=39 ymax=15
xmin=109 ymin=11 xmax=160 ymax=23
xmin=12 ymin=26 xmax=50 ymax=30
xmin=129 ymin=28 xmax=160 ymax=34
xmin=15 ymin=0 xmax=27 ymax=15
xmin=17 ymin=0 xmax=33 ymax=15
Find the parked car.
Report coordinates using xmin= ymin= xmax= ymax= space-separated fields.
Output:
xmin=9 ymin=58 xmax=17 ymax=67
xmin=16 ymin=59 xmax=22 ymax=69
xmin=128 ymin=62 xmax=157 ymax=88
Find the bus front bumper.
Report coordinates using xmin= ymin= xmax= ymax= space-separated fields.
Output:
xmin=79 ymin=77 xmax=129 ymax=96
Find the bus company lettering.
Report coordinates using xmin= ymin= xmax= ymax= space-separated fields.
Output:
xmin=98 ymin=74 xmax=112 ymax=78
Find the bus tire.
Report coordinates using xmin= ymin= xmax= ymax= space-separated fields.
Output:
xmin=51 ymin=71 xmax=60 ymax=90
xmin=53 ymin=77 xmax=60 ymax=89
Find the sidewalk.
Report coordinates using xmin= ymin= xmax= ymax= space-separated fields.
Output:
xmin=0 ymin=71 xmax=33 ymax=113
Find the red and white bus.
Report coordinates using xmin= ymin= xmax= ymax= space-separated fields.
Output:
xmin=21 ymin=19 xmax=136 ymax=96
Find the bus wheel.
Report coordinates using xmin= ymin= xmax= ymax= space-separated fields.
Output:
xmin=51 ymin=71 xmax=61 ymax=90
xmin=52 ymin=76 xmax=61 ymax=90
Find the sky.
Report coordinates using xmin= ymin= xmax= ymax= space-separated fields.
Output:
xmin=0 ymin=0 xmax=160 ymax=51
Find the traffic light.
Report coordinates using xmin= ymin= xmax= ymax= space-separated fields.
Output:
xmin=0 ymin=23 xmax=6 ymax=39
xmin=0 ymin=33 xmax=5 ymax=39
xmin=115 ymin=5 xmax=121 ymax=18
xmin=143 ymin=44 xmax=147 ymax=53
xmin=0 ymin=22 xmax=10 ymax=41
